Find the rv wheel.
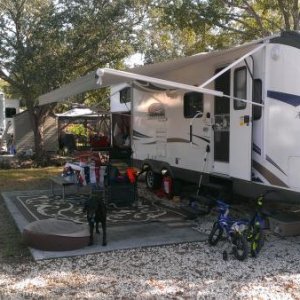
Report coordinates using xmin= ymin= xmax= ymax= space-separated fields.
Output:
xmin=145 ymin=169 xmax=161 ymax=190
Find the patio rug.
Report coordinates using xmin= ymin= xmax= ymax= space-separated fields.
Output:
xmin=1 ymin=190 xmax=207 ymax=260
xmin=9 ymin=191 xmax=189 ymax=225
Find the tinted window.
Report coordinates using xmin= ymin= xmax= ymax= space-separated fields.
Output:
xmin=253 ymin=79 xmax=262 ymax=120
xmin=5 ymin=107 xmax=16 ymax=118
xmin=184 ymin=92 xmax=203 ymax=118
xmin=120 ymin=87 xmax=131 ymax=104
xmin=234 ymin=67 xmax=247 ymax=110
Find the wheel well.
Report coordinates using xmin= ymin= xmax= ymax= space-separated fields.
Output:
xmin=141 ymin=163 xmax=151 ymax=172
xmin=142 ymin=160 xmax=174 ymax=178
xmin=160 ymin=165 xmax=173 ymax=178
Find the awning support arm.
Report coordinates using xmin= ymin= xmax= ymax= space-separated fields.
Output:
xmin=223 ymin=94 xmax=264 ymax=107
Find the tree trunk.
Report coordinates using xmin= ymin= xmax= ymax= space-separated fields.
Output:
xmin=277 ymin=0 xmax=291 ymax=30
xmin=28 ymin=106 xmax=44 ymax=159
xmin=292 ymin=0 xmax=299 ymax=30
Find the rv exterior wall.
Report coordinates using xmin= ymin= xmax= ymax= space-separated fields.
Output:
xmin=131 ymin=88 xmax=211 ymax=179
xmin=264 ymin=44 xmax=300 ymax=191
xmin=131 ymin=45 xmax=257 ymax=180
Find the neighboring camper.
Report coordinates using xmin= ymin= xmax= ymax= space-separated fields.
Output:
xmin=0 ymin=93 xmax=19 ymax=137
xmin=0 ymin=93 xmax=20 ymax=152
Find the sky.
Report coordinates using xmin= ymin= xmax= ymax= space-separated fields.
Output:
xmin=124 ymin=53 xmax=144 ymax=68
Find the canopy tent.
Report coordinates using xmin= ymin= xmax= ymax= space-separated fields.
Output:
xmin=57 ymin=107 xmax=111 ymax=152
xmin=56 ymin=107 xmax=100 ymax=118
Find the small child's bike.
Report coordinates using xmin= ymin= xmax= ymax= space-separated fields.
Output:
xmin=208 ymin=200 xmax=249 ymax=261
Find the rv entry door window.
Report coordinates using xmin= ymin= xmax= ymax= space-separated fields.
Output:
xmin=119 ymin=87 xmax=131 ymax=103
xmin=252 ymin=79 xmax=262 ymax=120
xmin=234 ymin=67 xmax=247 ymax=110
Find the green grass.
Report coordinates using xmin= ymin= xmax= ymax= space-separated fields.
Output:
xmin=0 ymin=166 xmax=62 ymax=263
xmin=0 ymin=166 xmax=62 ymax=191
xmin=0 ymin=199 xmax=32 ymax=263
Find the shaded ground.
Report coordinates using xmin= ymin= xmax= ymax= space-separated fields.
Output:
xmin=1 ymin=166 xmax=300 ymax=299
xmin=0 ymin=166 xmax=61 ymax=265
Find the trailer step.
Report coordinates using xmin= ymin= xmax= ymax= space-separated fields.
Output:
xmin=189 ymin=195 xmax=215 ymax=206
xmin=181 ymin=195 xmax=215 ymax=218
xmin=199 ymin=177 xmax=233 ymax=201
xmin=201 ymin=182 xmax=225 ymax=191
xmin=210 ymin=172 xmax=231 ymax=179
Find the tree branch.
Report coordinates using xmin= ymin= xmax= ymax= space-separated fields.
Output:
xmin=0 ymin=69 xmax=18 ymax=87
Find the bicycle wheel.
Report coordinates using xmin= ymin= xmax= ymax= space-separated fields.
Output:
xmin=250 ymin=227 xmax=265 ymax=257
xmin=208 ymin=222 xmax=223 ymax=246
xmin=232 ymin=233 xmax=249 ymax=261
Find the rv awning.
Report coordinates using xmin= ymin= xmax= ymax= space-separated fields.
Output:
xmin=38 ymin=38 xmax=267 ymax=106
xmin=96 ymin=68 xmax=223 ymax=96
xmin=38 ymin=68 xmax=223 ymax=106
xmin=39 ymin=71 xmax=98 ymax=106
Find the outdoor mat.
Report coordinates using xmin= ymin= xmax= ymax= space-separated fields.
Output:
xmin=12 ymin=193 xmax=188 ymax=225
xmin=1 ymin=190 xmax=207 ymax=260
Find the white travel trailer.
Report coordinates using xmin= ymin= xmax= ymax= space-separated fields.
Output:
xmin=0 ymin=93 xmax=20 ymax=136
xmin=39 ymin=31 xmax=300 ymax=200
xmin=0 ymin=92 xmax=20 ymax=151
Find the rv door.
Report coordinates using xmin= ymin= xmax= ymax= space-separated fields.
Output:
xmin=229 ymin=59 xmax=253 ymax=180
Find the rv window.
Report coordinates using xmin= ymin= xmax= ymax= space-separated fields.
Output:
xmin=184 ymin=92 xmax=203 ymax=118
xmin=234 ymin=67 xmax=247 ymax=110
xmin=253 ymin=79 xmax=262 ymax=120
xmin=5 ymin=107 xmax=16 ymax=118
xmin=120 ymin=87 xmax=131 ymax=104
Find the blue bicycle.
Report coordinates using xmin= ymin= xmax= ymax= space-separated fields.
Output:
xmin=208 ymin=200 xmax=249 ymax=261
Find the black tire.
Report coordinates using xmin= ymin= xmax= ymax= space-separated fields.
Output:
xmin=232 ymin=233 xmax=249 ymax=261
xmin=250 ymin=227 xmax=265 ymax=258
xmin=145 ymin=169 xmax=161 ymax=190
xmin=208 ymin=222 xmax=223 ymax=246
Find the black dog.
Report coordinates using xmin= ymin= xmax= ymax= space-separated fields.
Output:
xmin=83 ymin=192 xmax=107 ymax=246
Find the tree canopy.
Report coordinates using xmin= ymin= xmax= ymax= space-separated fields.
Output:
xmin=141 ymin=0 xmax=300 ymax=63
xmin=0 ymin=0 xmax=146 ymax=156
xmin=0 ymin=0 xmax=145 ymax=107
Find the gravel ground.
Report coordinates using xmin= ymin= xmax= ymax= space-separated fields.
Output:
xmin=0 ymin=209 xmax=300 ymax=300
xmin=1 ymin=179 xmax=300 ymax=299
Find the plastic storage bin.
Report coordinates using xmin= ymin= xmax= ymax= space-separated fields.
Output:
xmin=269 ymin=213 xmax=300 ymax=236
xmin=109 ymin=182 xmax=136 ymax=207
